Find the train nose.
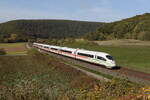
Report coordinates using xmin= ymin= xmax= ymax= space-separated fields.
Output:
xmin=110 ymin=61 xmax=116 ymax=66
xmin=111 ymin=60 xmax=115 ymax=64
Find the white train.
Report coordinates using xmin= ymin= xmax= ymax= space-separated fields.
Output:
xmin=33 ymin=43 xmax=116 ymax=69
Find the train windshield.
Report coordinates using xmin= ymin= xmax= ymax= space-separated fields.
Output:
xmin=106 ymin=55 xmax=114 ymax=60
xmin=97 ymin=56 xmax=106 ymax=61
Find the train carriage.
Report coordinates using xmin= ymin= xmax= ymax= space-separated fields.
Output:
xmin=42 ymin=44 xmax=50 ymax=51
xmin=33 ymin=43 xmax=116 ymax=68
xmin=49 ymin=45 xmax=61 ymax=54
xmin=60 ymin=47 xmax=76 ymax=58
xmin=76 ymin=49 xmax=95 ymax=63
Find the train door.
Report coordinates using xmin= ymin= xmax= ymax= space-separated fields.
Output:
xmin=74 ymin=49 xmax=78 ymax=59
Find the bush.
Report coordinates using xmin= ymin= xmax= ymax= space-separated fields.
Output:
xmin=0 ymin=48 xmax=6 ymax=55
xmin=27 ymin=48 xmax=41 ymax=56
xmin=84 ymin=32 xmax=107 ymax=41
xmin=137 ymin=31 xmax=150 ymax=40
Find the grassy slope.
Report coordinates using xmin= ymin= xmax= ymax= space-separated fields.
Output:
xmin=0 ymin=52 xmax=143 ymax=100
xmin=61 ymin=40 xmax=150 ymax=74
xmin=0 ymin=42 xmax=27 ymax=55
xmin=85 ymin=13 xmax=150 ymax=40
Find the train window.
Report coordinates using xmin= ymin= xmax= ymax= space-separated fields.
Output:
xmin=106 ymin=55 xmax=114 ymax=60
xmin=51 ymin=48 xmax=58 ymax=50
xmin=60 ymin=50 xmax=72 ymax=53
xmin=44 ymin=46 xmax=49 ymax=48
xmin=78 ymin=52 xmax=94 ymax=58
xmin=97 ymin=56 xmax=106 ymax=61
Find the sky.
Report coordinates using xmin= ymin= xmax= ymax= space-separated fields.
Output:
xmin=0 ymin=0 xmax=150 ymax=23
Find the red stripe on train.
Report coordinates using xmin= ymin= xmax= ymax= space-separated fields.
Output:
xmin=37 ymin=47 xmax=89 ymax=59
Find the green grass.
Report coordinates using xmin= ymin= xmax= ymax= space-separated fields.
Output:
xmin=7 ymin=51 xmax=27 ymax=55
xmin=61 ymin=40 xmax=150 ymax=74
xmin=0 ymin=42 xmax=26 ymax=47
xmin=0 ymin=42 xmax=27 ymax=55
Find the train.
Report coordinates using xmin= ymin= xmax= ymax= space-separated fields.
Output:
xmin=33 ymin=42 xmax=116 ymax=69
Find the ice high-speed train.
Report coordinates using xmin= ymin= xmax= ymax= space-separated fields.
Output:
xmin=33 ymin=43 xmax=116 ymax=68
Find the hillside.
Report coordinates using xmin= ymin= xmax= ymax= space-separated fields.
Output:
xmin=84 ymin=13 xmax=150 ymax=40
xmin=0 ymin=20 xmax=103 ymax=42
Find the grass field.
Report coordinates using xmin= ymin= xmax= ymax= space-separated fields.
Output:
xmin=0 ymin=51 xmax=144 ymax=100
xmin=61 ymin=40 xmax=150 ymax=74
xmin=0 ymin=42 xmax=27 ymax=55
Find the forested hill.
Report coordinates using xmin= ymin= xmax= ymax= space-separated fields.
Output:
xmin=0 ymin=20 xmax=103 ymax=42
xmin=85 ymin=13 xmax=150 ymax=41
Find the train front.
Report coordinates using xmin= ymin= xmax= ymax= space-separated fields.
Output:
xmin=105 ymin=55 xmax=116 ymax=68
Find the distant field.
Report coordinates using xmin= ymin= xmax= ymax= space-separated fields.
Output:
xmin=95 ymin=39 xmax=150 ymax=46
xmin=63 ymin=40 xmax=150 ymax=74
xmin=0 ymin=43 xmax=27 ymax=55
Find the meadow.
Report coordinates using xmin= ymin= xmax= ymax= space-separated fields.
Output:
xmin=0 ymin=43 xmax=27 ymax=55
xmin=55 ymin=39 xmax=150 ymax=74
xmin=0 ymin=49 xmax=146 ymax=100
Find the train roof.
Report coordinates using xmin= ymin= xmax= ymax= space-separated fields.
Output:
xmin=50 ymin=45 xmax=61 ymax=48
xmin=61 ymin=47 xmax=77 ymax=51
xmin=34 ymin=42 xmax=110 ymax=56
xmin=33 ymin=43 xmax=41 ymax=45
xmin=77 ymin=49 xmax=109 ymax=56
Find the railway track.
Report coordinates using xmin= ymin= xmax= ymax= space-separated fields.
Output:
xmin=38 ymin=49 xmax=150 ymax=85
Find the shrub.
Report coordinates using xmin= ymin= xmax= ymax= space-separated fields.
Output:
xmin=137 ymin=31 xmax=150 ymax=40
xmin=84 ymin=32 xmax=107 ymax=41
xmin=27 ymin=48 xmax=41 ymax=56
xmin=0 ymin=48 xmax=6 ymax=55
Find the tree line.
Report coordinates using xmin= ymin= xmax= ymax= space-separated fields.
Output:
xmin=0 ymin=20 xmax=103 ymax=43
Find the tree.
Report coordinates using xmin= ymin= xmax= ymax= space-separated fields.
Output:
xmin=0 ymin=48 xmax=6 ymax=55
xmin=0 ymin=20 xmax=102 ymax=42
xmin=97 ymin=32 xmax=106 ymax=40
xmin=0 ymin=34 xmax=4 ymax=42
xmin=137 ymin=31 xmax=150 ymax=40
xmin=7 ymin=34 xmax=18 ymax=42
